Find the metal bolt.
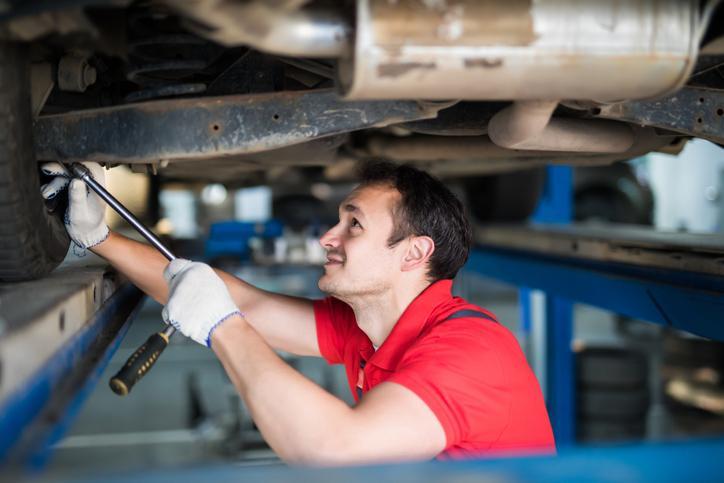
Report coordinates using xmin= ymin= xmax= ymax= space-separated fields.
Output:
xmin=83 ymin=63 xmax=97 ymax=87
xmin=58 ymin=55 xmax=97 ymax=93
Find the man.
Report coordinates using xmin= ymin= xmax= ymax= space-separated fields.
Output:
xmin=41 ymin=161 xmax=555 ymax=464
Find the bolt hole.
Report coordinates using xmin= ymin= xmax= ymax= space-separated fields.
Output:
xmin=697 ymin=117 xmax=703 ymax=124
xmin=212 ymin=124 xmax=220 ymax=131
xmin=717 ymin=108 xmax=723 ymax=116
xmin=698 ymin=97 xmax=705 ymax=104
xmin=272 ymin=114 xmax=280 ymax=121
xmin=59 ymin=311 xmax=65 ymax=332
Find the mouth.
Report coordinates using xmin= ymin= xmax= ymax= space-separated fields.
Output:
xmin=324 ymin=255 xmax=345 ymax=266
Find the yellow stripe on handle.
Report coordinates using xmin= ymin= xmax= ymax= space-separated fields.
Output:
xmin=109 ymin=332 xmax=169 ymax=396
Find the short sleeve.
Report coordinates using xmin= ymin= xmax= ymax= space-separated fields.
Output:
xmin=313 ymin=297 xmax=357 ymax=364
xmin=386 ymin=321 xmax=512 ymax=448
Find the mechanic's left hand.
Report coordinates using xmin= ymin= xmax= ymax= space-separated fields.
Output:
xmin=40 ymin=161 xmax=110 ymax=251
xmin=162 ymin=259 xmax=241 ymax=347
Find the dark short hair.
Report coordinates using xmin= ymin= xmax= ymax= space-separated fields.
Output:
xmin=358 ymin=161 xmax=473 ymax=281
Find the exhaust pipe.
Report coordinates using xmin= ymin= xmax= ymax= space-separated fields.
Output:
xmin=488 ymin=101 xmax=635 ymax=153
xmin=168 ymin=0 xmax=351 ymax=58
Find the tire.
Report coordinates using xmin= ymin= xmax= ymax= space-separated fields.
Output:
xmin=464 ymin=168 xmax=545 ymax=222
xmin=0 ymin=43 xmax=69 ymax=281
xmin=578 ymin=388 xmax=650 ymax=420
xmin=273 ymin=194 xmax=324 ymax=232
xmin=577 ymin=347 xmax=648 ymax=389
xmin=577 ymin=420 xmax=646 ymax=443
xmin=574 ymin=163 xmax=654 ymax=225
xmin=575 ymin=188 xmax=642 ymax=224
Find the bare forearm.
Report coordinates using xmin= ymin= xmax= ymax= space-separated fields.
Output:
xmin=211 ymin=316 xmax=351 ymax=463
xmin=222 ymin=283 xmax=318 ymax=355
xmin=93 ymin=232 xmax=319 ymax=356
xmin=90 ymin=232 xmax=258 ymax=308
xmin=91 ymin=231 xmax=170 ymax=303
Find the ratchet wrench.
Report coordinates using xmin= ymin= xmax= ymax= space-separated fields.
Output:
xmin=69 ymin=163 xmax=176 ymax=396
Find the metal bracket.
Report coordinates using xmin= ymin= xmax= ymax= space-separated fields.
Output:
xmin=30 ymin=62 xmax=54 ymax=117
xmin=596 ymin=86 xmax=724 ymax=145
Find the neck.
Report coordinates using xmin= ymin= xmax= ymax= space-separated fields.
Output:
xmin=346 ymin=278 xmax=432 ymax=347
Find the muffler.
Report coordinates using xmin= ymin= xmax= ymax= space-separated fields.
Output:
xmin=338 ymin=0 xmax=700 ymax=102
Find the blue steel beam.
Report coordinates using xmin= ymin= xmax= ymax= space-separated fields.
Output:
xmin=83 ymin=437 xmax=724 ymax=483
xmin=523 ymin=165 xmax=575 ymax=446
xmin=468 ymin=247 xmax=724 ymax=341
xmin=543 ymin=297 xmax=574 ymax=445
xmin=531 ymin=166 xmax=573 ymax=224
xmin=0 ymin=284 xmax=144 ymax=470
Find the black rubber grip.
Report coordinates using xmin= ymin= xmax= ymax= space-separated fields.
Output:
xmin=109 ymin=332 xmax=169 ymax=396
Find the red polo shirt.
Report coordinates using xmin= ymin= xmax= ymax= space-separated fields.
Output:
xmin=313 ymin=279 xmax=555 ymax=459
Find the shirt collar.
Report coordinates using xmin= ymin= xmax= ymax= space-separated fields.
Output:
xmin=365 ymin=279 xmax=454 ymax=371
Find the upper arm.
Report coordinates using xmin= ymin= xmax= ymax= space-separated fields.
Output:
xmin=321 ymin=382 xmax=447 ymax=464
xmin=217 ymin=270 xmax=320 ymax=356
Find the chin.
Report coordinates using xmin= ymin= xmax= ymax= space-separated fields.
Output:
xmin=318 ymin=275 xmax=334 ymax=295
xmin=318 ymin=276 xmax=349 ymax=299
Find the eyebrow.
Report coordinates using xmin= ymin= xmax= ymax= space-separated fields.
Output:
xmin=341 ymin=202 xmax=366 ymax=220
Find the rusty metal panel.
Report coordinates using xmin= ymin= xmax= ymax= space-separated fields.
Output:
xmin=33 ymin=89 xmax=439 ymax=164
xmin=369 ymin=0 xmax=537 ymax=48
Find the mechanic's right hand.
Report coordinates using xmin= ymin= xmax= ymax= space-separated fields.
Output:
xmin=40 ymin=162 xmax=110 ymax=250
xmin=162 ymin=259 xmax=242 ymax=347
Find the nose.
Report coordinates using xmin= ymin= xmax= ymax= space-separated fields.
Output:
xmin=319 ymin=225 xmax=341 ymax=249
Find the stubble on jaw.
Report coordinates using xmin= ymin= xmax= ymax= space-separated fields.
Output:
xmin=318 ymin=269 xmax=348 ymax=299
xmin=318 ymin=269 xmax=391 ymax=306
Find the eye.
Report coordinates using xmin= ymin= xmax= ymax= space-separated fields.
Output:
xmin=350 ymin=218 xmax=362 ymax=229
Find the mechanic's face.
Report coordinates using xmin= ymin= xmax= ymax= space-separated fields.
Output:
xmin=318 ymin=184 xmax=404 ymax=299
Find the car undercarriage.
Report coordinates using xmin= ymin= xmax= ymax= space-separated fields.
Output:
xmin=0 ymin=0 xmax=722 ymax=280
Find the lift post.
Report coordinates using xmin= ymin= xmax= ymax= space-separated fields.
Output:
xmin=519 ymin=165 xmax=575 ymax=446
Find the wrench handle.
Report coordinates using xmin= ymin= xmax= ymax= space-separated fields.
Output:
xmin=109 ymin=326 xmax=175 ymax=396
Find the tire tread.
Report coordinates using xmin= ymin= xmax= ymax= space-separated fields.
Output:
xmin=0 ymin=43 xmax=69 ymax=281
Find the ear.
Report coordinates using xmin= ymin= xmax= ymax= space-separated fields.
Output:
xmin=401 ymin=236 xmax=435 ymax=272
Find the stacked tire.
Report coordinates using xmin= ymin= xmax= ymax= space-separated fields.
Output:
xmin=576 ymin=347 xmax=650 ymax=443
xmin=464 ymin=168 xmax=545 ymax=222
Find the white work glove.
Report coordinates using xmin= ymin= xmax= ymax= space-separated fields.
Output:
xmin=162 ymin=259 xmax=242 ymax=347
xmin=40 ymin=162 xmax=109 ymax=252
